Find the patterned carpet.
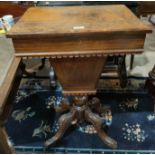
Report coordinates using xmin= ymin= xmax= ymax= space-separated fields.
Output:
xmin=5 ymin=77 xmax=155 ymax=153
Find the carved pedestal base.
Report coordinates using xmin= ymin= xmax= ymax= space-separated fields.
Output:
xmin=44 ymin=96 xmax=117 ymax=149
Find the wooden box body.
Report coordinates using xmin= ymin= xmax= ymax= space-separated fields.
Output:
xmin=7 ymin=5 xmax=151 ymax=95
xmin=7 ymin=5 xmax=151 ymax=57
xmin=50 ymin=57 xmax=106 ymax=95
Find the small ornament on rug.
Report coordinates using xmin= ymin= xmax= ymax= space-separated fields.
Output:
xmin=119 ymin=98 xmax=139 ymax=111
xmin=147 ymin=113 xmax=155 ymax=121
xmin=45 ymin=96 xmax=63 ymax=109
xmin=32 ymin=120 xmax=51 ymax=138
xmin=122 ymin=123 xmax=148 ymax=142
xmin=51 ymin=121 xmax=59 ymax=133
xmin=12 ymin=107 xmax=35 ymax=123
xmin=78 ymin=124 xmax=97 ymax=134
xmin=78 ymin=107 xmax=112 ymax=134
xmin=15 ymin=90 xmax=28 ymax=103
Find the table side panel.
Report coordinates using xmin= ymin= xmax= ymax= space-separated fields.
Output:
xmin=12 ymin=33 xmax=146 ymax=56
xmin=49 ymin=56 xmax=106 ymax=95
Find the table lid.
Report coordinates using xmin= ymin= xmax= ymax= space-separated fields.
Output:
xmin=7 ymin=5 xmax=152 ymax=39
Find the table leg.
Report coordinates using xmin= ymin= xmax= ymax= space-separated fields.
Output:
xmin=146 ymin=65 xmax=155 ymax=112
xmin=38 ymin=58 xmax=46 ymax=70
xmin=85 ymin=108 xmax=117 ymax=149
xmin=130 ymin=55 xmax=134 ymax=70
xmin=45 ymin=96 xmax=117 ymax=149
xmin=44 ymin=111 xmax=74 ymax=147
xmin=118 ymin=56 xmax=127 ymax=88
xmin=0 ymin=127 xmax=15 ymax=153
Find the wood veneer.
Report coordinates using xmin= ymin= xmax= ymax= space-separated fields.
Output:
xmin=7 ymin=5 xmax=152 ymax=149
xmin=7 ymin=5 xmax=151 ymax=57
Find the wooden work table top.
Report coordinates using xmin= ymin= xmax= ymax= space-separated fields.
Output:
xmin=7 ymin=5 xmax=151 ymax=38
xmin=7 ymin=5 xmax=152 ymax=57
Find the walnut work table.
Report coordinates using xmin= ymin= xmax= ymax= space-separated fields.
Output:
xmin=7 ymin=5 xmax=151 ymax=149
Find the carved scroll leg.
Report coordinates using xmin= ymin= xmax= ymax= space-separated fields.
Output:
xmin=44 ymin=111 xmax=73 ymax=148
xmin=85 ymin=108 xmax=117 ymax=149
xmin=0 ymin=127 xmax=15 ymax=153
xmin=54 ymin=98 xmax=71 ymax=113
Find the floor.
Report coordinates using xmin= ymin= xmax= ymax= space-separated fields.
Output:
xmin=5 ymin=76 xmax=155 ymax=153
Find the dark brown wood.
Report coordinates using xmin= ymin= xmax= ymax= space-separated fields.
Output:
xmin=45 ymin=96 xmax=117 ymax=149
xmin=130 ymin=54 xmax=135 ymax=70
xmin=11 ymin=33 xmax=146 ymax=56
xmin=7 ymin=5 xmax=151 ymax=37
xmin=0 ymin=127 xmax=15 ymax=153
xmin=0 ymin=57 xmax=22 ymax=153
xmin=7 ymin=5 xmax=151 ymax=149
xmin=49 ymin=57 xmax=106 ymax=95
xmin=7 ymin=5 xmax=151 ymax=57
xmin=0 ymin=2 xmax=31 ymax=18
xmin=118 ymin=56 xmax=127 ymax=88
xmin=146 ymin=65 xmax=155 ymax=112
xmin=137 ymin=2 xmax=155 ymax=16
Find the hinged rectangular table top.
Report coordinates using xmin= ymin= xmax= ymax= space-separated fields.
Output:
xmin=8 ymin=5 xmax=151 ymax=37
xmin=7 ymin=5 xmax=152 ymax=57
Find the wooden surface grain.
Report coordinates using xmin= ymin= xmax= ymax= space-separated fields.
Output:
xmin=49 ymin=56 xmax=106 ymax=95
xmin=12 ymin=33 xmax=146 ymax=54
xmin=137 ymin=2 xmax=155 ymax=16
xmin=7 ymin=5 xmax=152 ymax=57
xmin=0 ymin=127 xmax=15 ymax=153
xmin=0 ymin=57 xmax=21 ymax=115
xmin=7 ymin=5 xmax=151 ymax=38
xmin=0 ymin=2 xmax=30 ymax=18
xmin=0 ymin=57 xmax=21 ymax=153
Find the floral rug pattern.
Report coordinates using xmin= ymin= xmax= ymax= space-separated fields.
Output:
xmin=5 ymin=77 xmax=155 ymax=153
